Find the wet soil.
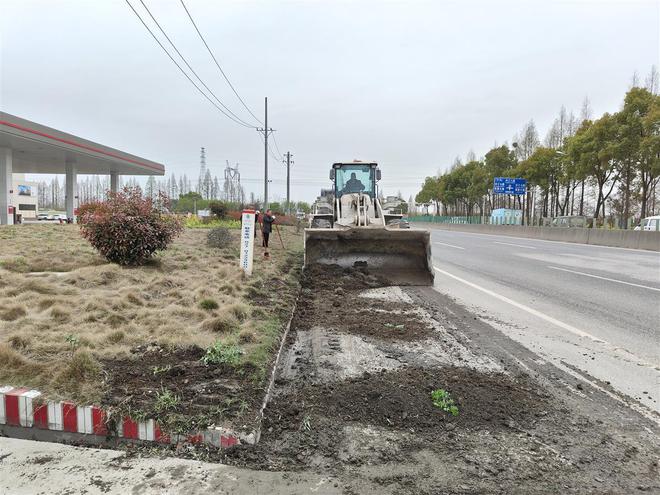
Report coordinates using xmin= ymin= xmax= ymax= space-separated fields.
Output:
xmin=292 ymin=264 xmax=432 ymax=342
xmin=101 ymin=344 xmax=263 ymax=431
xmin=217 ymin=264 xmax=659 ymax=494
xmin=274 ymin=366 xmax=549 ymax=431
xmin=98 ymin=263 xmax=658 ymax=494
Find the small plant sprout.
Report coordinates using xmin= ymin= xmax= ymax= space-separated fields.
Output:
xmin=237 ymin=399 xmax=249 ymax=415
xmin=431 ymin=388 xmax=459 ymax=416
xmin=201 ymin=342 xmax=242 ymax=366
xmin=65 ymin=334 xmax=80 ymax=356
xmin=152 ymin=365 xmax=172 ymax=376
xmin=154 ymin=388 xmax=180 ymax=412
xmin=301 ymin=415 xmax=312 ymax=431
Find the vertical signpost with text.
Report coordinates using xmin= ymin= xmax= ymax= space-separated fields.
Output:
xmin=240 ymin=210 xmax=255 ymax=276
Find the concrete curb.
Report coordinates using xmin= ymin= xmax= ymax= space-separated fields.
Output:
xmin=0 ymin=385 xmax=241 ymax=449
xmin=254 ymin=294 xmax=299 ymax=444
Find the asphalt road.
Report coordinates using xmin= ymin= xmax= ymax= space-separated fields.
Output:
xmin=428 ymin=227 xmax=660 ymax=415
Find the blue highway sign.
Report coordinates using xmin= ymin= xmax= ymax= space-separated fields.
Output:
xmin=494 ymin=177 xmax=527 ymax=195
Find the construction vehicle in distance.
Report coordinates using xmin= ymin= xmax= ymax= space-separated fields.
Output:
xmin=304 ymin=161 xmax=434 ymax=285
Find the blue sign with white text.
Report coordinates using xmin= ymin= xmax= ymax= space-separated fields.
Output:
xmin=493 ymin=177 xmax=527 ymax=195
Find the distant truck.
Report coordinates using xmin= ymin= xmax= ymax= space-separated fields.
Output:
xmin=634 ymin=215 xmax=660 ymax=231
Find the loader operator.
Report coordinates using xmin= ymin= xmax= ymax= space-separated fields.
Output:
xmin=343 ymin=172 xmax=365 ymax=194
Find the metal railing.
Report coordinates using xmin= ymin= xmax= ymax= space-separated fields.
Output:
xmin=409 ymin=215 xmax=485 ymax=224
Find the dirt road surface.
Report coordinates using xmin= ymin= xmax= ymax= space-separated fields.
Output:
xmin=1 ymin=264 xmax=658 ymax=494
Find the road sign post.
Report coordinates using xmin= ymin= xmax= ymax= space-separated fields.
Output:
xmin=493 ymin=177 xmax=527 ymax=195
xmin=240 ymin=209 xmax=255 ymax=276
xmin=493 ymin=178 xmax=527 ymax=225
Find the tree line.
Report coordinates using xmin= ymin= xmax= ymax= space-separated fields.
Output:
xmin=35 ymin=172 xmax=312 ymax=215
xmin=36 ymin=169 xmax=244 ymax=210
xmin=416 ymin=71 xmax=659 ymax=228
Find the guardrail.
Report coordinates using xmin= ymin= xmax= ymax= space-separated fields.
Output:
xmin=410 ymin=215 xmax=485 ymax=224
xmin=411 ymin=222 xmax=660 ymax=251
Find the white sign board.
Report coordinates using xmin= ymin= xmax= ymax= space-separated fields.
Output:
xmin=240 ymin=210 xmax=255 ymax=275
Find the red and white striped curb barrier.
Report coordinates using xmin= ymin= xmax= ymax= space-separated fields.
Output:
xmin=0 ymin=386 xmax=240 ymax=448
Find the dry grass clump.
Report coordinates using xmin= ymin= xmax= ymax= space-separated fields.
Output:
xmin=50 ymin=305 xmax=71 ymax=323
xmin=228 ymin=303 xmax=250 ymax=322
xmin=202 ymin=314 xmax=240 ymax=334
xmin=15 ymin=279 xmax=58 ymax=296
xmin=124 ymin=291 xmax=144 ymax=306
xmin=0 ymin=257 xmax=28 ymax=273
xmin=8 ymin=334 xmax=30 ymax=350
xmin=238 ymin=328 xmax=258 ymax=344
xmin=0 ymin=344 xmax=46 ymax=390
xmin=1 ymin=223 xmax=302 ymax=402
xmin=0 ymin=305 xmax=27 ymax=321
xmin=106 ymin=313 xmax=127 ymax=328
xmin=37 ymin=298 xmax=59 ymax=311
xmin=106 ymin=330 xmax=125 ymax=344
xmin=52 ymin=351 xmax=102 ymax=403
xmin=0 ymin=343 xmax=30 ymax=368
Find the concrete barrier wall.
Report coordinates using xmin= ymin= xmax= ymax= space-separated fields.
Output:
xmin=415 ymin=223 xmax=660 ymax=251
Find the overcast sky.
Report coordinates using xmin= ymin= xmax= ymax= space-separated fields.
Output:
xmin=1 ymin=0 xmax=658 ymax=202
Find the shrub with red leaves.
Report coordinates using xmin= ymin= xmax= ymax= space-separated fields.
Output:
xmin=78 ymin=188 xmax=183 ymax=266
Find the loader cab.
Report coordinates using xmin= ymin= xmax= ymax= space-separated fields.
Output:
xmin=330 ymin=162 xmax=380 ymax=199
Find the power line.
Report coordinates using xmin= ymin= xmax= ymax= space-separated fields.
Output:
xmin=124 ymin=0 xmax=254 ymax=129
xmin=271 ymin=132 xmax=284 ymax=160
xmin=136 ymin=0 xmax=256 ymax=128
xmin=257 ymin=130 xmax=281 ymax=163
xmin=179 ymin=0 xmax=263 ymax=126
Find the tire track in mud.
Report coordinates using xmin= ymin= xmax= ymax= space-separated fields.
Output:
xmin=221 ymin=265 xmax=588 ymax=492
xmin=116 ymin=263 xmax=657 ymax=494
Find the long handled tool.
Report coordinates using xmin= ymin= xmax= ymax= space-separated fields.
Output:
xmin=274 ymin=223 xmax=285 ymax=249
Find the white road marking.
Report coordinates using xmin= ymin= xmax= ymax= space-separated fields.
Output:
xmin=547 ymin=266 xmax=660 ymax=292
xmin=493 ymin=241 xmax=537 ymax=249
xmin=433 ymin=241 xmax=465 ymax=250
xmin=432 ymin=265 xmax=656 ymax=370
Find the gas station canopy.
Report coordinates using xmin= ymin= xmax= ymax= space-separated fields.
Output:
xmin=0 ymin=112 xmax=165 ymax=225
xmin=0 ymin=112 xmax=164 ymax=176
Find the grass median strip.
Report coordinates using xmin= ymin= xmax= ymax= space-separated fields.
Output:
xmin=0 ymin=223 xmax=302 ymax=433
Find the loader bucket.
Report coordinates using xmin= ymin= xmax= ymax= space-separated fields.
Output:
xmin=304 ymin=227 xmax=434 ymax=286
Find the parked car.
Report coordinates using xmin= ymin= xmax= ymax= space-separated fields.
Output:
xmin=37 ymin=213 xmax=49 ymax=221
xmin=634 ymin=215 xmax=660 ymax=231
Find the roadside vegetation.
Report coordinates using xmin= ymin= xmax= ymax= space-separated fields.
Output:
xmin=0 ymin=222 xmax=302 ymax=411
xmin=416 ymin=81 xmax=660 ymax=227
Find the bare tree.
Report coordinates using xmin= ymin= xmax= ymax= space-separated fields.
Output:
xmin=645 ymin=65 xmax=659 ymax=95
xmin=580 ymin=96 xmax=592 ymax=123
xmin=515 ymin=120 xmax=540 ymax=160
xmin=630 ymin=70 xmax=640 ymax=88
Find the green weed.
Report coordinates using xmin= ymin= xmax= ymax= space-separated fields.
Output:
xmin=201 ymin=342 xmax=241 ymax=366
xmin=431 ymin=388 xmax=459 ymax=416
xmin=154 ymin=388 xmax=180 ymax=412
xmin=152 ymin=365 xmax=172 ymax=376
xmin=199 ymin=299 xmax=219 ymax=311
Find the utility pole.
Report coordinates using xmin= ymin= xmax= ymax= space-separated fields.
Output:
xmin=283 ymin=151 xmax=294 ymax=214
xmin=256 ymin=97 xmax=274 ymax=210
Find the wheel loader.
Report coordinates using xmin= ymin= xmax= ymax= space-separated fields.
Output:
xmin=304 ymin=161 xmax=434 ymax=285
